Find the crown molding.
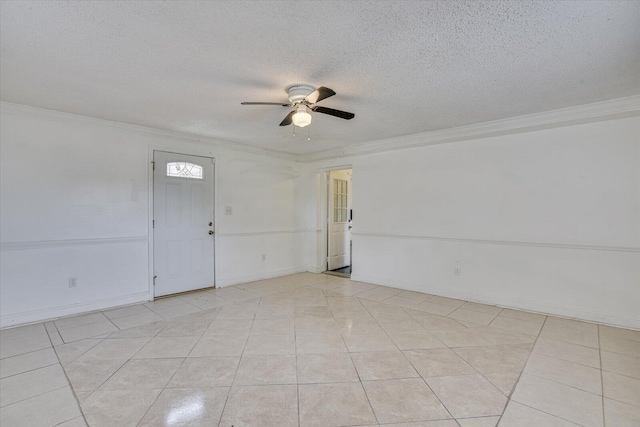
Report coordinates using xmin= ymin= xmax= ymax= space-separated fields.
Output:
xmin=0 ymin=101 xmax=298 ymax=162
xmin=297 ymin=95 xmax=640 ymax=163
xmin=3 ymin=96 xmax=639 ymax=164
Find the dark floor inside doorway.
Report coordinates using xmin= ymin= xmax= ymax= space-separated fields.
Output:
xmin=325 ymin=265 xmax=351 ymax=278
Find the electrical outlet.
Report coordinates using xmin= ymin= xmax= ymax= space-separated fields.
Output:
xmin=68 ymin=277 xmax=78 ymax=288
xmin=261 ymin=254 xmax=266 ymax=261
xmin=454 ymin=267 xmax=461 ymax=276
xmin=225 ymin=206 xmax=232 ymax=215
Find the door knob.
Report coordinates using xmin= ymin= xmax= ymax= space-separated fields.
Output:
xmin=209 ymin=222 xmax=213 ymax=226
xmin=209 ymin=230 xmax=214 ymax=235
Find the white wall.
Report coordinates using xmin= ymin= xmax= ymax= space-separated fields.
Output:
xmin=304 ymin=116 xmax=640 ymax=329
xmin=0 ymin=103 xmax=306 ymax=327
xmin=2 ymin=102 xmax=638 ymax=330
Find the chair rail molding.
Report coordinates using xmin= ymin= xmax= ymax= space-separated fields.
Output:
xmin=352 ymin=232 xmax=640 ymax=253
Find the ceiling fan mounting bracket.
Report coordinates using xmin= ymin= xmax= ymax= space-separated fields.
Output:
xmin=287 ymin=84 xmax=316 ymax=105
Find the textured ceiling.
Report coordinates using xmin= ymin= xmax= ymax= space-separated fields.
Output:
xmin=1 ymin=1 xmax=639 ymax=155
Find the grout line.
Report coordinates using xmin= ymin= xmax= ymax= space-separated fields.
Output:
xmin=206 ymin=310 xmax=240 ymax=425
xmin=47 ymin=320 xmax=62 ymax=334
xmin=522 ymin=371 xmax=604 ymax=395
xmin=55 ymin=339 xmax=105 ymax=367
xmin=132 ymin=389 xmax=163 ymax=426
xmin=356 ymin=296 xmax=458 ymax=423
xmin=4 ymin=273 xmax=637 ymax=426
xmin=51 ymin=416 xmax=86 ymax=426
xmin=599 ymin=325 xmax=607 ymax=427
xmin=510 ymin=399 xmax=597 ymax=426
xmin=294 ymin=294 xmax=301 ymax=427
xmin=67 ymin=317 xmax=174 ymax=424
xmin=2 ymin=326 xmax=67 ymax=411
xmin=135 ymin=301 xmax=229 ymax=426
xmin=0 ymin=383 xmax=70 ymax=410
xmin=134 ymin=357 xmax=197 ymax=425
xmin=327 ymin=287 xmax=380 ymax=425
xmin=43 ymin=327 xmax=90 ymax=426
xmin=496 ymin=315 xmax=549 ymax=425
xmin=0 ymin=356 xmax=60 ymax=380
xmin=399 ymin=315 xmax=502 ymax=421
xmin=215 ymin=296 xmax=259 ymax=424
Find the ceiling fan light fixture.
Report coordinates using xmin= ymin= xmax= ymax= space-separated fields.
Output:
xmin=292 ymin=105 xmax=312 ymax=128
xmin=241 ymin=85 xmax=354 ymax=127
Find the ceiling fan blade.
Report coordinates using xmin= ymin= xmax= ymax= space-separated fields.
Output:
xmin=279 ymin=111 xmax=295 ymax=126
xmin=312 ymin=106 xmax=355 ymax=120
xmin=241 ymin=102 xmax=291 ymax=106
xmin=305 ymin=86 xmax=336 ymax=104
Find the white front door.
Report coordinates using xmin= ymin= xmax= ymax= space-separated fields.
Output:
xmin=153 ymin=151 xmax=215 ymax=297
xmin=328 ymin=170 xmax=351 ymax=271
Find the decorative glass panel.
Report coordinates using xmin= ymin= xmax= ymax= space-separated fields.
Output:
xmin=333 ymin=179 xmax=349 ymax=223
xmin=167 ymin=162 xmax=204 ymax=179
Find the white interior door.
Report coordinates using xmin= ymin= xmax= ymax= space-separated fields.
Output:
xmin=153 ymin=151 xmax=215 ymax=297
xmin=328 ymin=170 xmax=351 ymax=271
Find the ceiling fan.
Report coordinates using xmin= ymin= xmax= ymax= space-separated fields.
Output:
xmin=241 ymin=85 xmax=355 ymax=127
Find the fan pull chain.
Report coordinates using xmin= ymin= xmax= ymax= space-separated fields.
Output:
xmin=307 ymin=127 xmax=311 ymax=141
xmin=292 ymin=124 xmax=296 ymax=137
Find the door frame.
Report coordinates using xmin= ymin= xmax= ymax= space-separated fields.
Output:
xmin=148 ymin=147 xmax=218 ymax=300
xmin=318 ymin=164 xmax=353 ymax=273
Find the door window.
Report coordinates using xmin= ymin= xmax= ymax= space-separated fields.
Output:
xmin=166 ymin=162 xmax=204 ymax=179
xmin=333 ymin=179 xmax=348 ymax=223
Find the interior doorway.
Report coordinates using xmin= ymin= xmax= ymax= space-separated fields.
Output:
xmin=153 ymin=151 xmax=216 ymax=297
xmin=326 ymin=169 xmax=352 ymax=278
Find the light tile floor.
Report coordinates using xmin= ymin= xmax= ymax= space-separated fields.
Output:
xmin=1 ymin=273 xmax=639 ymax=426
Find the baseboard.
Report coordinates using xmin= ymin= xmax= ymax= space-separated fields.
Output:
xmin=351 ymin=273 xmax=640 ymax=330
xmin=1 ymin=267 xmax=311 ymax=328
xmin=306 ymin=265 xmax=326 ymax=274
xmin=217 ymin=266 xmax=308 ymax=287
xmin=0 ymin=292 xmax=151 ymax=329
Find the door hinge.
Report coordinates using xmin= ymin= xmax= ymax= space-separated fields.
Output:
xmin=153 ymin=275 xmax=157 ymax=286
xmin=151 ymin=161 xmax=155 ymax=171
xmin=152 ymin=219 xmax=155 ymax=228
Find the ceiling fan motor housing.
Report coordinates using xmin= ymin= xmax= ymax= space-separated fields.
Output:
xmin=287 ymin=84 xmax=316 ymax=104
xmin=241 ymin=85 xmax=353 ymax=126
